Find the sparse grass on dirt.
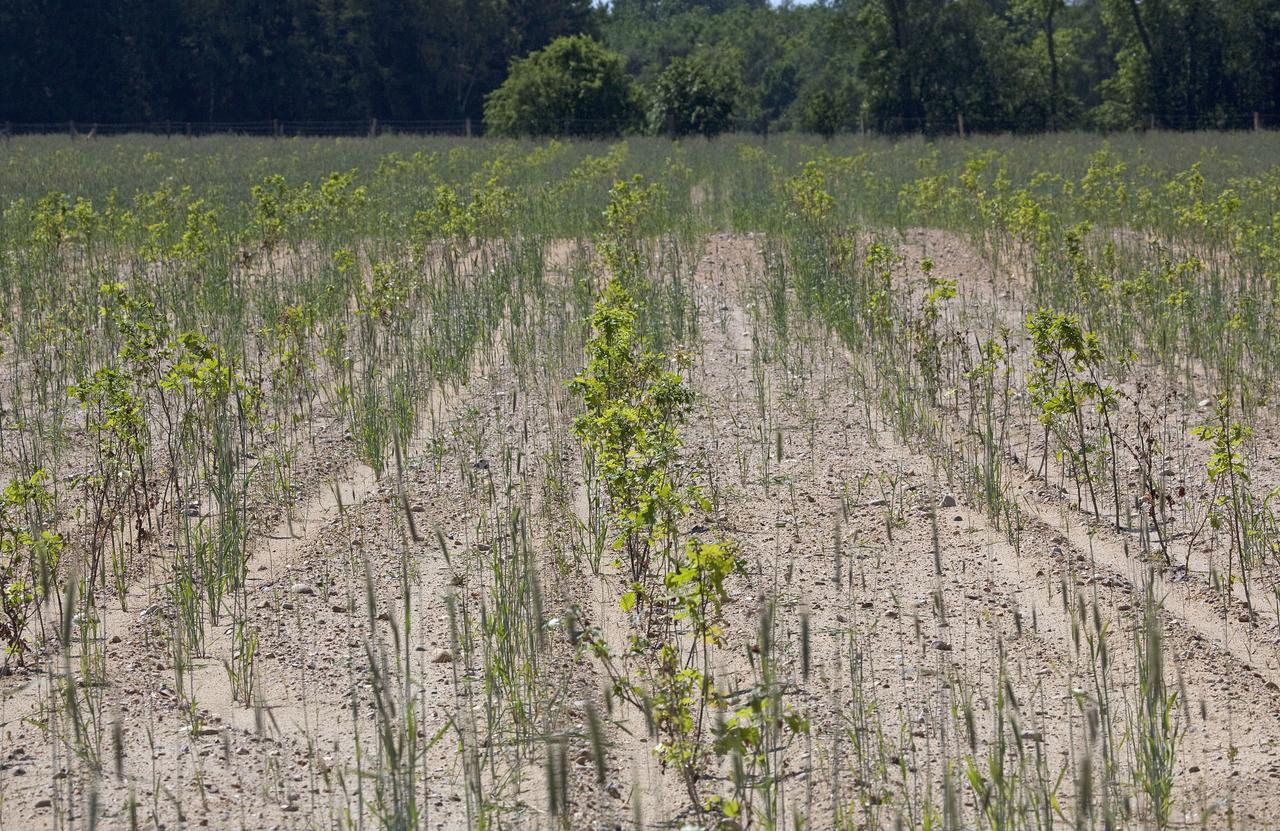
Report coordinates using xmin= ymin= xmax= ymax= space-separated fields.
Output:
xmin=2 ymin=132 xmax=1280 ymax=830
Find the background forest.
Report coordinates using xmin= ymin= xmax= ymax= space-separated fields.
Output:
xmin=2 ymin=0 xmax=1278 ymax=134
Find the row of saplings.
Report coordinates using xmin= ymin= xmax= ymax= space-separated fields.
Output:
xmin=566 ymin=177 xmax=807 ymax=829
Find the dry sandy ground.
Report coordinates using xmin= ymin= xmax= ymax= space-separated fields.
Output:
xmin=3 ymin=232 xmax=1279 ymax=830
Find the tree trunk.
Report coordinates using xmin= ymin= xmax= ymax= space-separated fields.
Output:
xmin=1044 ymin=3 xmax=1059 ymax=131
xmin=1125 ymin=0 xmax=1160 ymax=127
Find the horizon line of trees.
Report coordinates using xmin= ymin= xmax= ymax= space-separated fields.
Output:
xmin=2 ymin=0 xmax=1278 ymax=136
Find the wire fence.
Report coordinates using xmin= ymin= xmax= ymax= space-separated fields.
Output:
xmin=1 ymin=112 xmax=1277 ymax=140
xmin=0 ymin=119 xmax=479 ymax=139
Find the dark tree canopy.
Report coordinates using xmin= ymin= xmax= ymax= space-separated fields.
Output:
xmin=0 ymin=0 xmax=594 ymax=124
xmin=0 ymin=0 xmax=1276 ymax=133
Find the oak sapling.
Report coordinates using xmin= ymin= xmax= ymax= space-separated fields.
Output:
xmin=0 ymin=469 xmax=63 ymax=665
xmin=913 ymin=258 xmax=957 ymax=402
xmin=1192 ymin=393 xmax=1258 ymax=621
xmin=1025 ymin=308 xmax=1120 ymax=525
xmin=571 ymin=278 xmax=696 ymax=597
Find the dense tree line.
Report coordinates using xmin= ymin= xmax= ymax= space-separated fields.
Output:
xmin=1 ymin=0 xmax=1276 ymax=133
xmin=0 ymin=0 xmax=594 ymax=124
xmin=601 ymin=0 xmax=1280 ymax=132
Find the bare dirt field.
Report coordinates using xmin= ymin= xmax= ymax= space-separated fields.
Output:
xmin=5 ymin=228 xmax=1279 ymax=831
xmin=7 ymin=133 xmax=1280 ymax=830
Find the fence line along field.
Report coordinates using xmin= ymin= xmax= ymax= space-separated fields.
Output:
xmin=2 ymin=132 xmax=1280 ymax=830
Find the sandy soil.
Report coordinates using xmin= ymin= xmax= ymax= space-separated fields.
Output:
xmin=3 ymin=232 xmax=1279 ymax=830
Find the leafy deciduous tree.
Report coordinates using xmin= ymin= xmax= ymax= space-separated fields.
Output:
xmin=484 ymin=35 xmax=641 ymax=137
xmin=649 ymin=51 xmax=741 ymax=138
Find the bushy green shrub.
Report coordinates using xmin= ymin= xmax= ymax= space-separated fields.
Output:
xmin=648 ymin=52 xmax=740 ymax=138
xmin=484 ymin=35 xmax=641 ymax=137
